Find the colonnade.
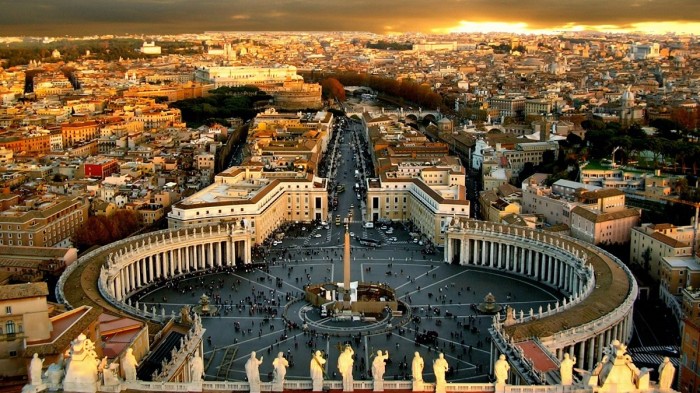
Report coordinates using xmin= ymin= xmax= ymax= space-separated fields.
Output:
xmin=445 ymin=219 xmax=637 ymax=375
xmin=101 ymin=224 xmax=252 ymax=303
xmin=447 ymin=237 xmax=589 ymax=296
xmin=554 ymin=309 xmax=634 ymax=371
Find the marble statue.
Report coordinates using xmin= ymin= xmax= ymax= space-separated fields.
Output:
xmin=658 ymin=357 xmax=675 ymax=390
xmin=310 ymin=350 xmax=326 ymax=392
xmin=245 ymin=351 xmax=263 ymax=393
xmin=338 ymin=345 xmax=354 ymax=392
xmin=121 ymin=348 xmax=138 ymax=382
xmin=29 ymin=353 xmax=44 ymax=386
xmin=63 ymin=333 xmax=99 ymax=393
xmin=272 ymin=352 xmax=289 ymax=392
xmin=412 ymin=352 xmax=424 ymax=384
xmin=494 ymin=354 xmax=510 ymax=385
xmin=433 ymin=353 xmax=449 ymax=393
xmin=180 ymin=305 xmax=192 ymax=324
xmin=637 ymin=368 xmax=651 ymax=391
xmin=45 ymin=354 xmax=65 ymax=386
xmin=560 ymin=353 xmax=576 ymax=386
xmin=102 ymin=362 xmax=120 ymax=386
xmin=372 ymin=350 xmax=389 ymax=391
xmin=190 ymin=354 xmax=204 ymax=383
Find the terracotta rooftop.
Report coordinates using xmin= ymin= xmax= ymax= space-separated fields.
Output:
xmin=515 ymin=340 xmax=558 ymax=373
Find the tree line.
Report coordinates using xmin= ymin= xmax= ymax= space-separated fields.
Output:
xmin=305 ymin=71 xmax=444 ymax=111
xmin=169 ymin=86 xmax=271 ymax=127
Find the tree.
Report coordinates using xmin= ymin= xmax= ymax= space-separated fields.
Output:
xmin=321 ymin=78 xmax=346 ymax=101
xmin=72 ymin=209 xmax=142 ymax=250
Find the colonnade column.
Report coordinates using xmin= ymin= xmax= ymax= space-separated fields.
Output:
xmin=578 ymin=340 xmax=585 ymax=369
xmin=587 ymin=337 xmax=596 ymax=371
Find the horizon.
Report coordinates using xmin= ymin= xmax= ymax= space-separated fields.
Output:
xmin=0 ymin=0 xmax=699 ymax=37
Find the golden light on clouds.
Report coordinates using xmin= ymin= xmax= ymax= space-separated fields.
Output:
xmin=440 ymin=20 xmax=700 ymax=35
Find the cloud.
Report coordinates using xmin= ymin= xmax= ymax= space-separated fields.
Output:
xmin=0 ymin=0 xmax=698 ymax=36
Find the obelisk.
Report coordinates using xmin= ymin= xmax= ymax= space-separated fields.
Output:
xmin=343 ymin=221 xmax=351 ymax=305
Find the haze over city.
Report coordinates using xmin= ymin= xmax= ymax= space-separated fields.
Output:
xmin=1 ymin=0 xmax=700 ymax=36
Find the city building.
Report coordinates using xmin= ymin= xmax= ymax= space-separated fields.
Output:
xmin=0 ymin=282 xmax=52 ymax=377
xmin=570 ymin=189 xmax=641 ymax=245
xmin=0 ymin=195 xmax=89 ymax=248
xmin=630 ymin=223 xmax=695 ymax=281
xmin=365 ymin=163 xmax=469 ymax=246
xmin=168 ymin=166 xmax=329 ymax=244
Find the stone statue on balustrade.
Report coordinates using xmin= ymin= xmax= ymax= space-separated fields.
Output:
xmin=310 ymin=350 xmax=326 ymax=392
xmin=560 ymin=353 xmax=576 ymax=386
xmin=245 ymin=351 xmax=263 ymax=393
xmin=338 ymin=345 xmax=354 ymax=392
xmin=44 ymin=354 xmax=65 ymax=387
xmin=102 ymin=360 xmax=121 ymax=387
xmin=180 ymin=305 xmax=192 ymax=324
xmin=494 ymin=354 xmax=510 ymax=385
xmin=272 ymin=352 xmax=289 ymax=392
xmin=658 ymin=357 xmax=675 ymax=390
xmin=412 ymin=352 xmax=424 ymax=391
xmin=372 ymin=350 xmax=389 ymax=392
xmin=190 ymin=354 xmax=204 ymax=383
xmin=433 ymin=353 xmax=449 ymax=393
xmin=121 ymin=348 xmax=138 ymax=382
xmin=63 ymin=333 xmax=100 ymax=393
xmin=29 ymin=353 xmax=44 ymax=386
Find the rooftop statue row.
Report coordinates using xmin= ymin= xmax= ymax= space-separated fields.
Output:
xmin=23 ymin=337 xmax=676 ymax=393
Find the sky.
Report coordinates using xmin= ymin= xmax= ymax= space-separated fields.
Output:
xmin=1 ymin=0 xmax=700 ymax=37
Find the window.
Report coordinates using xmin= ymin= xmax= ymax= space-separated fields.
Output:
xmin=5 ymin=320 xmax=14 ymax=334
xmin=5 ymin=306 xmax=11 ymax=314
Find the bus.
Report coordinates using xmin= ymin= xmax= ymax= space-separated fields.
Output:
xmin=358 ymin=238 xmax=382 ymax=247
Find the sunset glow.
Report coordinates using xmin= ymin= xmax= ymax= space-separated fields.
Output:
xmin=441 ymin=20 xmax=700 ymax=35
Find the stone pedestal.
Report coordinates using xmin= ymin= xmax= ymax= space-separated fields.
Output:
xmin=187 ymin=381 xmax=203 ymax=392
xmin=62 ymin=381 xmax=98 ymax=393
xmin=272 ymin=380 xmax=284 ymax=392
xmin=435 ymin=381 xmax=446 ymax=393
xmin=249 ymin=381 xmax=261 ymax=393
xmin=412 ymin=381 xmax=424 ymax=391
xmin=374 ymin=380 xmax=384 ymax=392
xmin=494 ymin=383 xmax=507 ymax=393
xmin=21 ymin=384 xmax=47 ymax=393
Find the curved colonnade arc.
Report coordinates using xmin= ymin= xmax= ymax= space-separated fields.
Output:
xmin=57 ymin=224 xmax=253 ymax=322
xmin=444 ymin=219 xmax=637 ymax=379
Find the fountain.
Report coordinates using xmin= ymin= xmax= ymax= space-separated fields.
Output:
xmin=192 ymin=294 xmax=219 ymax=316
xmin=477 ymin=292 xmax=502 ymax=314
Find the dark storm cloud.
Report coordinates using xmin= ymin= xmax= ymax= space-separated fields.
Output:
xmin=0 ymin=0 xmax=698 ymax=36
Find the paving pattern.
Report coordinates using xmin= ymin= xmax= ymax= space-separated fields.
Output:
xmin=138 ymin=244 xmax=564 ymax=384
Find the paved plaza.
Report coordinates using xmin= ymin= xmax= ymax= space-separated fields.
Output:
xmin=138 ymin=238 xmax=563 ymax=384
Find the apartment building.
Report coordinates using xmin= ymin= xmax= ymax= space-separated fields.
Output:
xmin=630 ymin=223 xmax=695 ymax=281
xmin=61 ymin=120 xmax=100 ymax=148
xmin=0 ymin=195 xmax=89 ymax=248
xmin=570 ymin=190 xmax=641 ymax=245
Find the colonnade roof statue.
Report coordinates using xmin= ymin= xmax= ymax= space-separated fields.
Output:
xmin=22 ymin=337 xmax=678 ymax=393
